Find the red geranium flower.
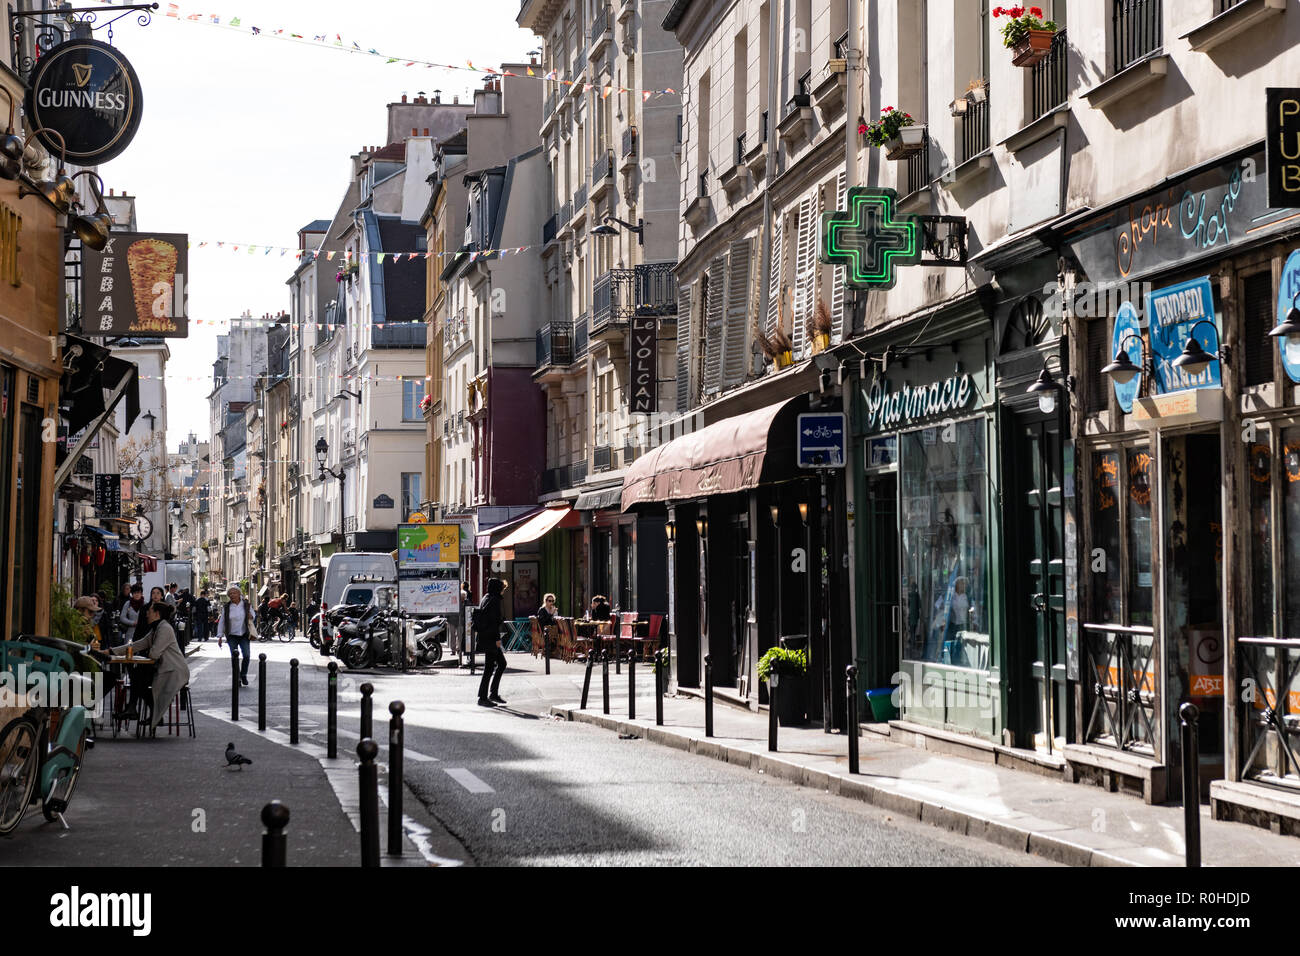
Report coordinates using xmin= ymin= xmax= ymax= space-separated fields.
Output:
xmin=1030 ymin=6 xmax=1043 ymax=16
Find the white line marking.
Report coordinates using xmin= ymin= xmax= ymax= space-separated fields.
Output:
xmin=444 ymin=768 xmax=494 ymax=793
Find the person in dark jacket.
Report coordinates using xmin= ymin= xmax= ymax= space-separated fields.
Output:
xmin=192 ymin=589 xmax=211 ymax=643
xmin=476 ymin=578 xmax=509 ymax=706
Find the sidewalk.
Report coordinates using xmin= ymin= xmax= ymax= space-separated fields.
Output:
xmin=547 ymin=665 xmax=1300 ymax=867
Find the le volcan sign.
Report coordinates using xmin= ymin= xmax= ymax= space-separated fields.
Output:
xmin=25 ymin=39 xmax=144 ymax=165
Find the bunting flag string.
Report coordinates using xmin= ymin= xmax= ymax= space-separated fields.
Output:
xmin=129 ymin=2 xmax=682 ymax=100
xmin=185 ymin=240 xmax=538 ymax=262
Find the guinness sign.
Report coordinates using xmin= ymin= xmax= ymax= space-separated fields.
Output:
xmin=26 ymin=39 xmax=143 ymax=164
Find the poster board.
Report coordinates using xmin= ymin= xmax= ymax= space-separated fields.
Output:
xmin=397 ymin=523 xmax=460 ymax=616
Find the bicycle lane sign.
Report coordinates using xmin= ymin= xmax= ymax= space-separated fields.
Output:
xmin=796 ymin=412 xmax=847 ymax=468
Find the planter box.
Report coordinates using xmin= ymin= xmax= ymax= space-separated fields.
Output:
xmin=810 ymin=331 xmax=831 ymax=354
xmin=771 ymin=349 xmax=793 ymax=372
xmin=769 ymin=675 xmax=808 ymax=726
xmin=1011 ymin=28 xmax=1055 ymax=67
xmin=883 ymin=124 xmax=926 ymax=161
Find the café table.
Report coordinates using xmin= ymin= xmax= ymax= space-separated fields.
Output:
xmin=100 ymin=655 xmax=154 ymax=739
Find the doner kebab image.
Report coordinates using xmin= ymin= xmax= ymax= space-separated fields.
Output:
xmin=127 ymin=238 xmax=178 ymax=332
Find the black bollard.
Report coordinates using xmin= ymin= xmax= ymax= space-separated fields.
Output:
xmin=846 ymin=665 xmax=859 ymax=775
xmin=258 ymin=654 xmax=267 ymax=731
xmin=704 ymin=654 xmax=714 ymax=738
xmin=580 ymin=654 xmax=594 ymax=710
xmin=289 ymin=658 xmax=299 ymax=745
xmin=230 ymin=655 xmax=239 ymax=721
xmin=261 ymin=801 xmax=289 ymax=867
xmin=544 ymin=627 xmax=551 ymax=675
xmin=628 ymin=651 xmax=636 ymax=721
xmin=357 ymin=739 xmax=380 ymax=867
xmin=768 ymin=676 xmax=779 ymax=752
xmin=602 ymin=650 xmax=611 ymax=715
xmin=388 ymin=701 xmax=405 ymax=857
xmin=1180 ymin=702 xmax=1201 ymax=868
xmin=655 ymin=648 xmax=664 ymax=727
xmin=327 ymin=661 xmax=339 ymax=759
xmin=360 ymin=682 xmax=374 ymax=740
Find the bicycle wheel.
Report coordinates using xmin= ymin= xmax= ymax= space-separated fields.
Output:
xmin=0 ymin=717 xmax=39 ymax=836
xmin=277 ymin=621 xmax=294 ymax=643
xmin=42 ymin=726 xmax=88 ymax=823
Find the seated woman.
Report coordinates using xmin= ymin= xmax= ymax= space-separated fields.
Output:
xmin=537 ymin=593 xmax=560 ymax=628
xmin=588 ymin=595 xmax=611 ymax=622
xmin=103 ymin=601 xmax=190 ymax=731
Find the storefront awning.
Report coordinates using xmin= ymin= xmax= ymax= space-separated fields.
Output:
xmin=494 ymin=506 xmax=572 ymax=548
xmin=575 ymin=487 xmax=623 ymax=511
xmin=55 ymin=333 xmax=140 ymax=489
xmin=299 ymin=567 xmax=320 ymax=582
xmin=621 ymin=397 xmax=801 ymax=511
xmin=83 ymin=525 xmax=121 ymax=550
xmin=475 ymin=509 xmax=541 ymax=551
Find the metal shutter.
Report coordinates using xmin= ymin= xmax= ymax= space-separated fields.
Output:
xmin=792 ymin=192 xmax=817 ymax=355
xmin=831 ymin=171 xmax=846 ymax=341
xmin=766 ymin=215 xmax=783 ymax=336
xmin=676 ymin=285 xmax=692 ymax=411
xmin=723 ymin=238 xmax=753 ymax=387
xmin=1085 ymin=317 xmax=1110 ymax=414
xmin=1242 ymin=272 xmax=1274 ymax=387
xmin=702 ymin=256 xmax=726 ymax=394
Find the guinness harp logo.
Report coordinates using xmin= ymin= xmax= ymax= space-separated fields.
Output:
xmin=71 ymin=63 xmax=93 ymax=87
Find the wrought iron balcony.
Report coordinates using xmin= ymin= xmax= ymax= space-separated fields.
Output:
xmin=593 ymin=444 xmax=613 ymax=473
xmin=592 ymin=149 xmax=613 ymax=183
xmin=622 ymin=126 xmax=637 ymax=158
xmin=544 ymin=88 xmax=557 ymax=121
xmin=557 ymin=200 xmax=573 ymax=228
xmin=536 ymin=322 xmax=575 ymax=370
xmin=1029 ymin=30 xmax=1069 ymax=122
xmin=574 ymin=314 xmax=589 ymax=357
xmin=961 ymin=82 xmax=990 ymax=163
xmin=592 ymin=262 xmax=679 ymax=337
xmin=589 ymin=4 xmax=610 ymax=45
xmin=542 ymin=212 xmax=559 ymax=245
xmin=572 ymin=182 xmax=588 ymax=215
xmin=1113 ymin=0 xmax=1162 ymax=73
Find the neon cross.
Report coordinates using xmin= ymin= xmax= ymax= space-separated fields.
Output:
xmin=819 ymin=187 xmax=921 ymax=290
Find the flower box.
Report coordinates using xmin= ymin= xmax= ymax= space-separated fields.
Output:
xmin=1011 ymin=28 xmax=1055 ymax=66
xmin=884 ymin=124 xmax=926 ymax=161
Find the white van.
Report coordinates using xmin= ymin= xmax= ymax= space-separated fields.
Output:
xmin=320 ymin=552 xmax=397 ymax=610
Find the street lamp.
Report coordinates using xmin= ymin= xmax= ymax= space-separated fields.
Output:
xmin=1026 ymin=354 xmax=1075 ymax=416
xmin=1269 ymin=290 xmax=1300 ymax=365
xmin=1102 ymin=332 xmax=1147 ymax=386
xmin=591 ymin=214 xmax=645 ymax=246
xmin=316 ymin=437 xmax=347 ymax=551
xmin=1170 ymin=319 xmax=1228 ymax=377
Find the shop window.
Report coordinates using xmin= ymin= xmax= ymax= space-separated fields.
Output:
xmin=1090 ymin=450 xmax=1122 ymax=623
xmin=1126 ymin=446 xmax=1154 ymax=625
xmin=1242 ymin=272 xmax=1274 ymax=387
xmin=1283 ymin=430 xmax=1300 ymax=635
xmin=1248 ymin=438 xmax=1273 ymax=636
xmin=899 ymin=418 xmax=989 ymax=667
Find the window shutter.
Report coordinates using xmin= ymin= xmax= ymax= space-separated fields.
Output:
xmin=723 ymin=238 xmax=752 ymax=387
xmin=832 ymin=171 xmax=847 ymax=341
xmin=675 ymin=285 xmax=692 ymax=411
xmin=702 ymin=256 xmax=726 ymax=394
xmin=766 ymin=215 xmax=783 ymax=336
xmin=792 ymin=193 xmax=817 ymax=355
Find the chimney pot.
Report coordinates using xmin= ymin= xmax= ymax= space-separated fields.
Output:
xmin=401 ymin=94 xmax=408 ymax=103
xmin=424 ymin=128 xmax=429 ymax=136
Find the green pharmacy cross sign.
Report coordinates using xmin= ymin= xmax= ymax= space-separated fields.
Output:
xmin=820 ymin=187 xmax=967 ymax=289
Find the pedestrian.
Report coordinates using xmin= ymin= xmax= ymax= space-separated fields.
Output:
xmin=103 ymin=600 xmax=190 ymax=731
xmin=192 ymin=588 xmax=211 ymax=643
xmin=118 ymin=583 xmax=145 ymax=647
xmin=216 ymin=584 xmax=257 ymax=686
xmin=74 ymin=596 xmax=105 ymax=646
xmin=475 ymin=578 xmax=509 ymax=707
xmin=165 ymin=583 xmax=179 ymax=607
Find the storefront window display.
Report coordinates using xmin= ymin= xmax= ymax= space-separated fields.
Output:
xmin=1248 ymin=439 xmax=1274 ymax=637
xmin=1091 ymin=450 xmax=1122 ymax=624
xmin=1127 ymin=446 xmax=1154 ymax=626
xmin=899 ymin=418 xmax=989 ymax=668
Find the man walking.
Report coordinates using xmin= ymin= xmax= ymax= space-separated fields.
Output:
xmin=192 ymin=588 xmax=211 ymax=643
xmin=476 ymin=578 xmax=509 ymax=707
xmin=217 ymin=584 xmax=257 ymax=686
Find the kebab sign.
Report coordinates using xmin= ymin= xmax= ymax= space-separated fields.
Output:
xmin=81 ymin=233 xmax=189 ymax=338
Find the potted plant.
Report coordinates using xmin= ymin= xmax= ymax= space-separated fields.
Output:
xmin=994 ymin=5 xmax=1058 ymax=67
xmin=759 ymin=645 xmax=808 ymax=725
xmin=965 ymin=77 xmax=987 ymax=104
xmin=862 ymin=106 xmax=924 ymax=160
xmin=754 ymin=316 xmax=795 ymax=371
xmin=808 ymin=298 xmax=833 ymax=353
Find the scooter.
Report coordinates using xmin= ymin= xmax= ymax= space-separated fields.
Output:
xmin=338 ymin=606 xmax=400 ymax=670
xmin=411 ymin=616 xmax=447 ymax=666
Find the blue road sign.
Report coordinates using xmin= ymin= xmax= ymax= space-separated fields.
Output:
xmin=797 ymin=413 xmax=847 ymax=468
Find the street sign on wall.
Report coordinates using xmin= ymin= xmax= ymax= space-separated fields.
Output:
xmin=796 ymin=413 xmax=847 ymax=468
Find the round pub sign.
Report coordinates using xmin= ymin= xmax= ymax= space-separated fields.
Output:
xmin=25 ymin=39 xmax=144 ymax=165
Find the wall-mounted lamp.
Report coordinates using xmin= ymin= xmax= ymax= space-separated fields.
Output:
xmin=591 ymin=214 xmax=645 ymax=246
xmin=18 ymin=128 xmax=74 ymax=211
xmin=1269 ymin=291 xmax=1300 ymax=365
xmin=797 ymin=502 xmax=809 ymax=524
xmin=1170 ymin=320 xmax=1228 ymax=377
xmin=1025 ymin=354 xmax=1075 ymax=415
xmin=665 ymin=520 xmax=675 ymax=543
xmin=1101 ymin=332 xmax=1147 ymax=386
xmin=69 ymin=170 xmax=113 ymax=251
xmin=769 ymin=504 xmax=779 ymax=527
xmin=695 ymin=516 xmax=707 ymax=539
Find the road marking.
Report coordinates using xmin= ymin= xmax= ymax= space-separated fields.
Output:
xmin=444 ymin=768 xmax=494 ymax=793
xmin=314 ymin=725 xmax=440 ymax=761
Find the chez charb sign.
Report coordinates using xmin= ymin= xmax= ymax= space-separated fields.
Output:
xmin=862 ymin=372 xmax=975 ymax=432
xmin=25 ymin=39 xmax=144 ymax=165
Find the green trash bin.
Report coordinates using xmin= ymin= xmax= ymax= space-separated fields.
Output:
xmin=865 ymin=686 xmax=899 ymax=723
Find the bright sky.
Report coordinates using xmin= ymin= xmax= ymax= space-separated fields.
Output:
xmin=96 ymin=0 xmax=537 ymax=448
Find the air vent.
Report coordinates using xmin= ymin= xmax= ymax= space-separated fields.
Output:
xmin=26 ymin=375 xmax=38 ymax=404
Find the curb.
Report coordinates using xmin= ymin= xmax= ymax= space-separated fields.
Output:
xmin=552 ymin=706 xmax=1135 ymax=868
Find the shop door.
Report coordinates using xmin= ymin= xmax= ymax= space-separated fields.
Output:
xmin=730 ymin=514 xmax=751 ymax=690
xmin=1016 ymin=414 xmax=1068 ymax=753
xmin=866 ymin=473 xmax=900 ymax=687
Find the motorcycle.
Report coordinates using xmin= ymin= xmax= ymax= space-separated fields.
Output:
xmin=338 ymin=605 xmax=400 ymax=670
xmin=321 ymin=602 xmax=372 ymax=658
xmin=411 ymin=616 xmax=447 ymax=666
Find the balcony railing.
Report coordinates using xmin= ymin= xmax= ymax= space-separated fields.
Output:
xmin=593 ymin=272 xmax=615 ymax=332
xmin=542 ymin=212 xmax=559 ymax=245
xmin=1238 ymin=637 xmax=1300 ymax=791
xmin=833 ymin=30 xmax=849 ymax=59
xmin=905 ymin=134 xmax=930 ymax=195
xmin=572 ymin=181 xmax=588 ymax=214
xmin=622 ymin=126 xmax=637 ymax=158
xmin=961 ymin=83 xmax=990 ymax=163
xmin=574 ymin=314 xmax=589 ymax=356
xmin=542 ymin=459 xmax=589 ymax=494
xmin=592 ymin=149 xmax=613 ymax=183
xmin=591 ymin=263 xmax=678 ymax=336
xmin=544 ymin=88 xmax=557 ymax=120
xmin=1112 ymin=0 xmax=1162 ymax=74
xmin=558 ymin=200 xmax=573 ymax=226
xmin=593 ymin=444 xmax=613 ymax=472
xmin=784 ymin=70 xmax=812 ymax=117
xmin=536 ymin=322 xmax=575 ymax=368
xmin=735 ymin=133 xmax=746 ymax=165
xmin=1083 ymin=623 xmax=1157 ymax=754
xmin=589 ymin=4 xmax=609 ymax=45
xmin=372 ymin=322 xmax=425 ymax=348
xmin=1216 ymin=0 xmax=1246 ymax=9
xmin=1030 ymin=30 xmax=1069 ymax=122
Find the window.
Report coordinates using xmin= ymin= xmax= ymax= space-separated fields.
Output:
xmin=899 ymin=418 xmax=990 ymax=667
xmin=402 ymin=379 xmax=423 ymax=421
xmin=401 ymin=472 xmax=421 ymax=515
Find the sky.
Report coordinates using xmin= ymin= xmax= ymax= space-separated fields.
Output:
xmin=95 ymin=0 xmax=537 ymax=448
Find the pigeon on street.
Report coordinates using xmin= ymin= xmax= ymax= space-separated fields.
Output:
xmin=225 ymin=743 xmax=252 ymax=770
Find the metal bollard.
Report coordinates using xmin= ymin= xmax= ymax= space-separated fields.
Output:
xmin=846 ymin=665 xmax=860 ymax=775
xmin=602 ymin=650 xmax=611 ymax=715
xmin=628 ymin=651 xmax=636 ymax=720
xmin=357 ymin=738 xmax=380 ymax=867
xmin=580 ymin=654 xmax=594 ymax=710
xmin=327 ymin=661 xmax=339 ymax=759
xmin=704 ymin=654 xmax=714 ymax=738
xmin=1180 ymin=702 xmax=1201 ymax=868
xmin=768 ymin=676 xmax=779 ymax=752
xmin=360 ymin=682 xmax=374 ymax=740
xmin=289 ymin=658 xmax=299 ymax=745
xmin=231 ymin=655 xmax=240 ymax=721
xmin=261 ymin=801 xmax=289 ymax=867
xmin=388 ymin=701 xmax=405 ymax=856
xmin=544 ymin=627 xmax=551 ymax=675
xmin=257 ymin=654 xmax=267 ymax=731
xmin=655 ymin=648 xmax=664 ymax=727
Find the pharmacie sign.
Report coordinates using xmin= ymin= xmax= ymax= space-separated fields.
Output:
xmin=25 ymin=39 xmax=144 ymax=165
xmin=862 ymin=373 xmax=974 ymax=432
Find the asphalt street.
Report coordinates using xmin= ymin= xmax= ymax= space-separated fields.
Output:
xmin=175 ymin=636 xmax=1054 ymax=867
